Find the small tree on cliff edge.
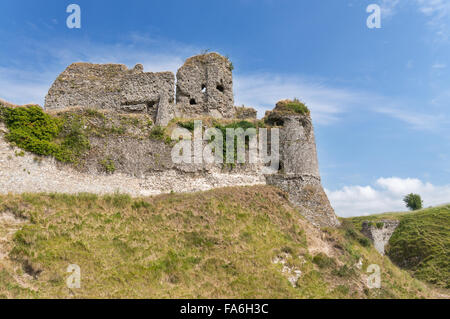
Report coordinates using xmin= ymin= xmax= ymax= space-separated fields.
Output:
xmin=403 ymin=193 xmax=423 ymax=211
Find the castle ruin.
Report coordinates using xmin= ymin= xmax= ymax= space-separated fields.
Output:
xmin=45 ymin=52 xmax=236 ymax=126
xmin=3 ymin=52 xmax=339 ymax=227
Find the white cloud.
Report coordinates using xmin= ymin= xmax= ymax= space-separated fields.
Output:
xmin=416 ymin=0 xmax=450 ymax=18
xmin=376 ymin=177 xmax=434 ymax=195
xmin=326 ymin=177 xmax=450 ymax=217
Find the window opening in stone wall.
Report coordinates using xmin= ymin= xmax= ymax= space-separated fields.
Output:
xmin=147 ymin=100 xmax=158 ymax=110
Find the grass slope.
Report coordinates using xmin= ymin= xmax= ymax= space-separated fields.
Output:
xmin=0 ymin=186 xmax=438 ymax=299
xmin=345 ymin=205 xmax=450 ymax=288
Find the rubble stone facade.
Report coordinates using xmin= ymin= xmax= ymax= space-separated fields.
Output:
xmin=39 ymin=53 xmax=340 ymax=227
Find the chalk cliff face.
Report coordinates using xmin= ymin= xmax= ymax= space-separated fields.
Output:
xmin=361 ymin=220 xmax=400 ymax=255
xmin=28 ymin=53 xmax=340 ymax=227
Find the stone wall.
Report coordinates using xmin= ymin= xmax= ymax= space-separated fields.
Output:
xmin=0 ymin=105 xmax=339 ymax=227
xmin=45 ymin=63 xmax=175 ymax=126
xmin=0 ymin=123 xmax=265 ymax=196
xmin=361 ymin=220 xmax=400 ymax=255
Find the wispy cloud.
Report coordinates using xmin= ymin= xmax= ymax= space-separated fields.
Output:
xmin=0 ymin=34 xmax=198 ymax=105
xmin=380 ymin=0 xmax=401 ymax=18
xmin=380 ymin=0 xmax=450 ymax=40
xmin=416 ymin=0 xmax=450 ymax=38
xmin=432 ymin=63 xmax=447 ymax=69
xmin=0 ymin=66 xmax=52 ymax=105
xmin=235 ymin=74 xmax=450 ymax=131
xmin=234 ymin=73 xmax=366 ymax=124
xmin=326 ymin=177 xmax=450 ymax=216
xmin=376 ymin=106 xmax=449 ymax=131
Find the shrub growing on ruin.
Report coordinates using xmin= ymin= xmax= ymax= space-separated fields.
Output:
xmin=275 ymin=98 xmax=310 ymax=115
xmin=149 ymin=126 xmax=170 ymax=143
xmin=213 ymin=120 xmax=257 ymax=165
xmin=99 ymin=158 xmax=116 ymax=174
xmin=0 ymin=105 xmax=90 ymax=163
xmin=177 ymin=121 xmax=195 ymax=132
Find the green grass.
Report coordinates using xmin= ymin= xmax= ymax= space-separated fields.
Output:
xmin=0 ymin=186 xmax=437 ymax=299
xmin=275 ymin=99 xmax=310 ymax=115
xmin=312 ymin=253 xmax=335 ymax=269
xmin=149 ymin=126 xmax=172 ymax=144
xmin=99 ymin=158 xmax=116 ymax=174
xmin=177 ymin=121 xmax=195 ymax=132
xmin=345 ymin=205 xmax=450 ymax=288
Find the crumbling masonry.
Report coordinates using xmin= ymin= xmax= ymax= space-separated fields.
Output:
xmin=45 ymin=53 xmax=235 ymax=126
xmin=41 ymin=52 xmax=340 ymax=227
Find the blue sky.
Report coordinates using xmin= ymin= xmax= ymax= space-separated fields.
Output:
xmin=0 ymin=0 xmax=449 ymax=216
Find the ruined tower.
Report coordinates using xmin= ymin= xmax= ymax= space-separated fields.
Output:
xmin=175 ymin=53 xmax=235 ymax=119
xmin=265 ymin=100 xmax=340 ymax=227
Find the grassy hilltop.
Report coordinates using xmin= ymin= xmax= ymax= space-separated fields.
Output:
xmin=345 ymin=205 xmax=450 ymax=289
xmin=0 ymin=186 xmax=442 ymax=299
